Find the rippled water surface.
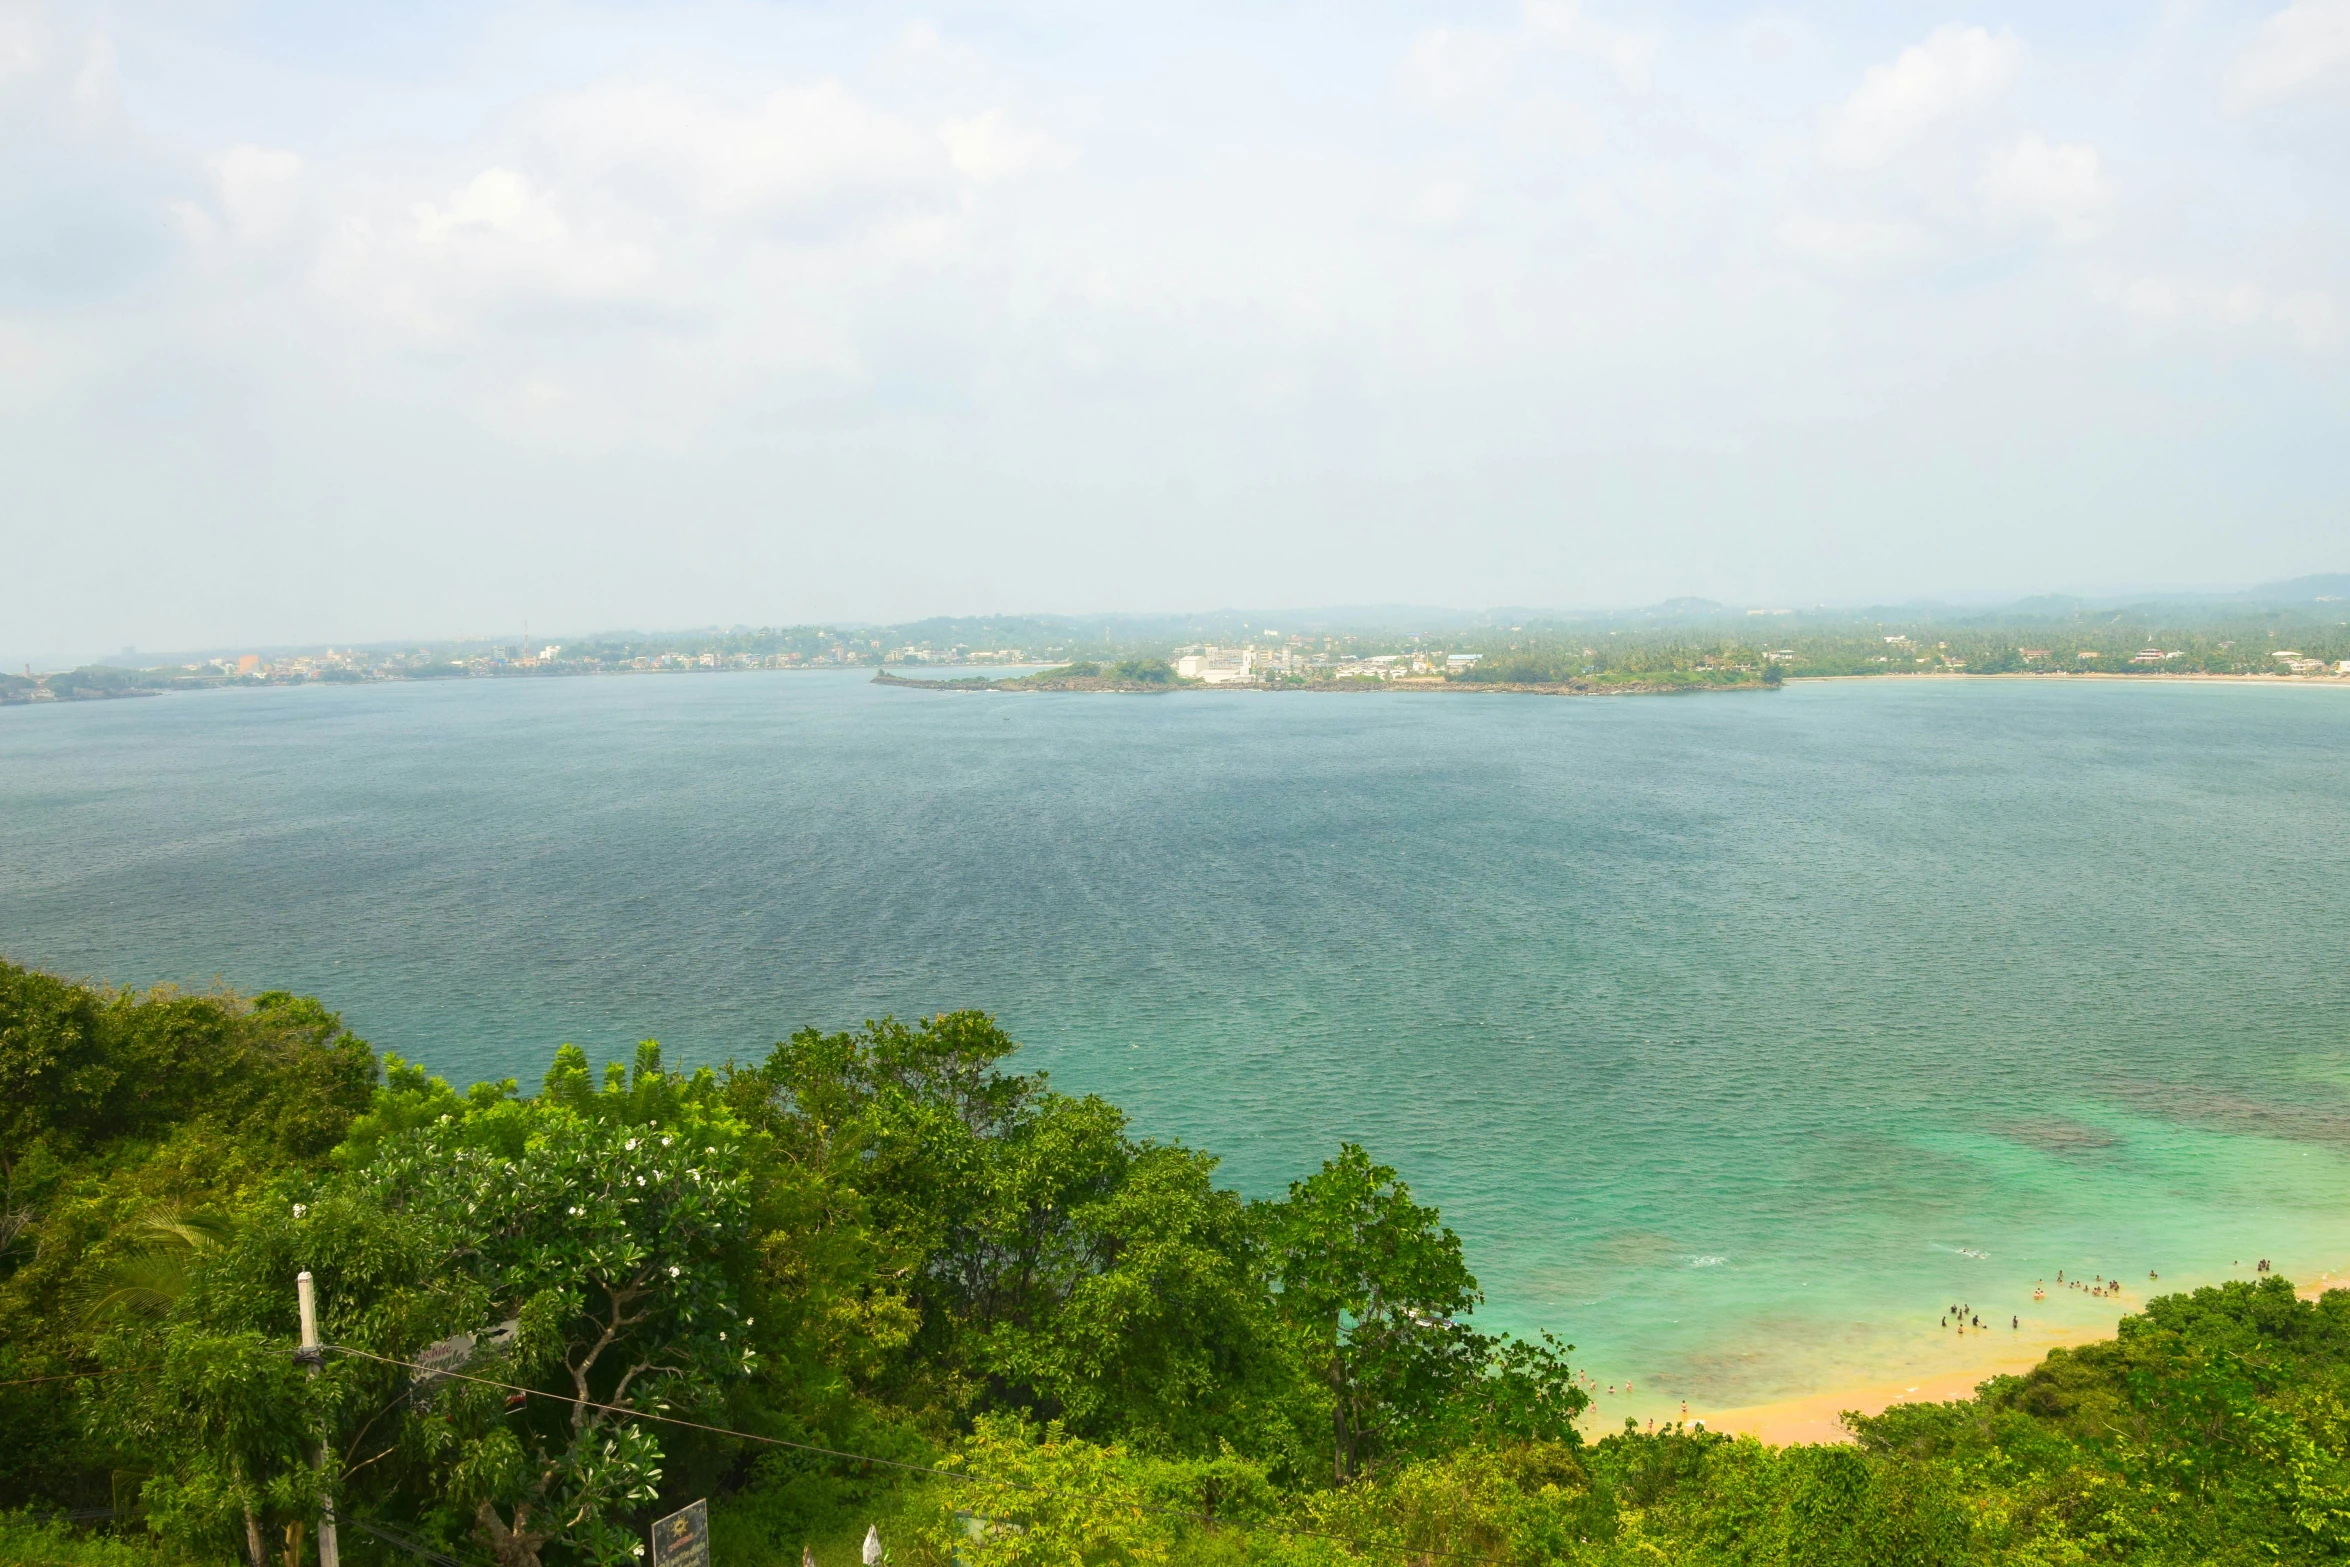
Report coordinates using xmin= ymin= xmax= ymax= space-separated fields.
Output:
xmin=7 ymin=673 xmax=2349 ymax=1411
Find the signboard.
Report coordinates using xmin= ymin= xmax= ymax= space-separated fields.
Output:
xmin=650 ymin=1500 xmax=709 ymax=1567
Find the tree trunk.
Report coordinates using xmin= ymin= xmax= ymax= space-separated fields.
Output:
xmin=475 ymin=1500 xmax=550 ymax=1567
xmin=233 ymin=1455 xmax=266 ymax=1567
xmin=1329 ymin=1356 xmax=1350 ymax=1485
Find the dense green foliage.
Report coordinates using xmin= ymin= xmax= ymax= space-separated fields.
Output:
xmin=1444 ymin=597 xmax=2350 ymax=686
xmin=6 ymin=956 xmax=2350 ymax=1567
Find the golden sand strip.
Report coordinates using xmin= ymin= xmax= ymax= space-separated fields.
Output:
xmin=1700 ymin=1349 xmax=2058 ymax=1446
xmin=1689 ymin=1275 xmax=2350 ymax=1446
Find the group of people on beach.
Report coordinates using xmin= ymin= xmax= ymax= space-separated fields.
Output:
xmin=1941 ymin=1303 xmax=2013 ymax=1334
xmin=1938 ymin=1266 xmax=2160 ymax=1337
xmin=2029 ymin=1268 xmax=2143 ymax=1303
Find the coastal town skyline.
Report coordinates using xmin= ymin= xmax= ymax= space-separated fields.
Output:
xmin=14 ymin=567 xmax=2350 ymax=675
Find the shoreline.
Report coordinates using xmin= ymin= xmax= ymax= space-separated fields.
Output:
xmin=872 ymin=669 xmax=1766 ymax=696
xmin=1789 ymin=670 xmax=2350 ymax=687
xmin=1648 ymin=1272 xmax=2350 ymax=1446
xmin=875 ymin=667 xmax=2349 ymax=698
xmin=1694 ymin=1333 xmax=2093 ymax=1445
xmin=16 ymin=665 xmax=2343 ymax=713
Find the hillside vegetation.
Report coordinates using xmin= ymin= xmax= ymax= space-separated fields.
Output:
xmin=3 ymin=958 xmax=2347 ymax=1567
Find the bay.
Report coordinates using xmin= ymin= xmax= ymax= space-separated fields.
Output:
xmin=6 ymin=671 xmax=2349 ymax=1417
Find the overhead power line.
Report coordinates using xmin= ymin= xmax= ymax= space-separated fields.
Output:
xmin=0 ymin=1366 xmax=151 ymax=1389
xmin=326 ymin=1345 xmax=1525 ymax=1567
xmin=344 ymin=1515 xmax=500 ymax=1567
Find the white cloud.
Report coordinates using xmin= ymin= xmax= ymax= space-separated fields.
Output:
xmin=1523 ymin=0 xmax=1657 ymax=90
xmin=1403 ymin=26 xmax=1513 ymax=106
xmin=0 ymin=1 xmax=48 ymax=82
xmin=2093 ymin=272 xmax=2341 ymax=351
xmin=412 ymin=167 xmax=565 ymax=247
xmin=2223 ymin=0 xmax=2350 ymax=110
xmin=68 ymin=28 xmax=114 ymax=122
xmin=0 ymin=317 xmax=99 ymax=412
xmin=533 ymin=81 xmax=939 ymax=217
xmin=1404 ymin=3 xmax=1651 ymax=110
xmin=1775 ymin=210 xmax=1931 ymax=274
xmin=1825 ymin=25 xmax=2025 ymax=168
xmin=214 ymin=145 xmax=304 ymax=241
xmin=938 ymin=108 xmax=1072 ymax=183
xmin=394 ymin=167 xmax=653 ymax=321
xmin=1402 ymin=177 xmax=1474 ymax=230
xmin=1979 ymin=134 xmax=2107 ymax=245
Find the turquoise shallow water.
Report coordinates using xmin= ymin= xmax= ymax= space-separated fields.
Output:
xmin=6 ymin=673 xmax=2350 ymax=1416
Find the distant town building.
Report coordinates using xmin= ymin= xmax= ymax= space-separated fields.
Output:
xmin=1176 ymin=646 xmax=1255 ymax=684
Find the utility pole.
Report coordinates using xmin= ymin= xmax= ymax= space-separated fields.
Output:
xmin=296 ymin=1272 xmax=341 ymax=1567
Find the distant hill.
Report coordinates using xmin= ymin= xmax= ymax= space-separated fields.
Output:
xmin=2250 ymin=573 xmax=2350 ymax=603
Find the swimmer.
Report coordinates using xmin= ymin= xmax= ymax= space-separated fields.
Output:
xmin=2150 ymin=1271 xmax=2158 ymax=1281
xmin=2011 ymin=1315 xmax=2018 ymax=1329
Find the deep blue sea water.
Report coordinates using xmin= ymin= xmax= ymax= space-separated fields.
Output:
xmin=7 ymin=672 xmax=2350 ymax=1417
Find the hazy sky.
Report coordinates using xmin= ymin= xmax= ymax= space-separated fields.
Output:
xmin=3 ymin=1 xmax=2346 ymax=660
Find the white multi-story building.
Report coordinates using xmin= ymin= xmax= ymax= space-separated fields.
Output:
xmin=1176 ymin=645 xmax=1255 ymax=683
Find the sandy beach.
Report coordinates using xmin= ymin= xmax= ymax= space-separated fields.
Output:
xmin=1699 ymin=1337 xmax=2093 ymax=1445
xmin=1662 ymin=1270 xmax=2350 ymax=1446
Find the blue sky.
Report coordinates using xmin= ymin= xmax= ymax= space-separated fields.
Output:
xmin=3 ymin=1 xmax=2346 ymax=659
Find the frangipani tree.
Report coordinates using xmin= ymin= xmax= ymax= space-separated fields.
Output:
xmin=361 ymin=1051 xmax=757 ymax=1567
xmin=94 ymin=1043 xmax=757 ymax=1567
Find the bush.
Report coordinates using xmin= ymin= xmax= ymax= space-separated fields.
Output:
xmin=0 ymin=1513 xmax=186 ymax=1567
